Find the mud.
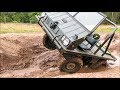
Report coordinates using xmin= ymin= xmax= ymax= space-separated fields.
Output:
xmin=0 ymin=33 xmax=120 ymax=78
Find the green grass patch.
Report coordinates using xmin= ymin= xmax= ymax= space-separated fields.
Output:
xmin=95 ymin=26 xmax=120 ymax=33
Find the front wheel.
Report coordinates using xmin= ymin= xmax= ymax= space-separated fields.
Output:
xmin=59 ymin=57 xmax=83 ymax=74
xmin=43 ymin=34 xmax=56 ymax=50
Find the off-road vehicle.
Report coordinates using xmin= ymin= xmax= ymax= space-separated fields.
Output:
xmin=36 ymin=12 xmax=118 ymax=73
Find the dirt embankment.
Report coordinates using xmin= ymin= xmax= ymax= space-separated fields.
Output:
xmin=0 ymin=33 xmax=47 ymax=72
xmin=0 ymin=33 xmax=120 ymax=78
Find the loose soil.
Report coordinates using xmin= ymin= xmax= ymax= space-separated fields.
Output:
xmin=0 ymin=33 xmax=120 ymax=78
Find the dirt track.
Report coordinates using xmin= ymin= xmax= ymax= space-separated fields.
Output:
xmin=0 ymin=33 xmax=120 ymax=78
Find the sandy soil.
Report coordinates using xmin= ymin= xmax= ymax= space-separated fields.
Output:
xmin=0 ymin=33 xmax=120 ymax=78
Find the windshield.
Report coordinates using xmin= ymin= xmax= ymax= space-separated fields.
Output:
xmin=68 ymin=12 xmax=106 ymax=31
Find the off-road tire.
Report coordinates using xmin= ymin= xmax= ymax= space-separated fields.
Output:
xmin=43 ymin=34 xmax=56 ymax=50
xmin=59 ymin=57 xmax=83 ymax=74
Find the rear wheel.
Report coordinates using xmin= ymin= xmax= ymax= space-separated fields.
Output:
xmin=60 ymin=57 xmax=83 ymax=74
xmin=43 ymin=34 xmax=56 ymax=50
xmin=90 ymin=59 xmax=107 ymax=69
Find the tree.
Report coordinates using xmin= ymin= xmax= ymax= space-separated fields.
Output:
xmin=0 ymin=12 xmax=119 ymax=24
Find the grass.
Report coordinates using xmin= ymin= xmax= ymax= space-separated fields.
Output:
xmin=95 ymin=25 xmax=120 ymax=33
xmin=0 ymin=23 xmax=120 ymax=34
xmin=0 ymin=23 xmax=44 ymax=34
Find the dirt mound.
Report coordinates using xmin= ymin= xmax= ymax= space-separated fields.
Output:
xmin=0 ymin=33 xmax=120 ymax=78
xmin=109 ymin=41 xmax=120 ymax=52
xmin=100 ymin=33 xmax=120 ymax=52
xmin=107 ymin=33 xmax=120 ymax=53
xmin=38 ymin=50 xmax=65 ymax=70
xmin=0 ymin=33 xmax=48 ymax=73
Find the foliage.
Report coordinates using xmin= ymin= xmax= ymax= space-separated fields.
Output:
xmin=0 ymin=12 xmax=41 ymax=23
xmin=0 ymin=12 xmax=120 ymax=24
xmin=103 ymin=12 xmax=120 ymax=24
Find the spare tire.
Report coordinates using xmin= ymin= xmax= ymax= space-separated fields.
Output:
xmin=43 ymin=34 xmax=56 ymax=50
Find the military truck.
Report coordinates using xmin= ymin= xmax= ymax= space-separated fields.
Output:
xmin=36 ymin=12 xmax=118 ymax=73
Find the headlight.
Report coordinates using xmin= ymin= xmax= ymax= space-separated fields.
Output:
xmin=61 ymin=36 xmax=70 ymax=46
xmin=61 ymin=36 xmax=66 ymax=41
xmin=63 ymin=38 xmax=70 ymax=46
